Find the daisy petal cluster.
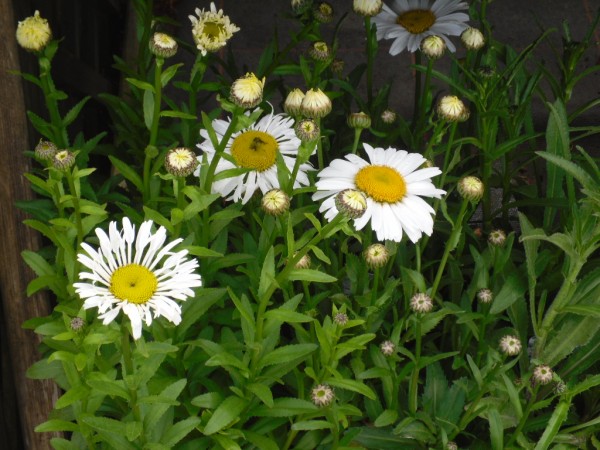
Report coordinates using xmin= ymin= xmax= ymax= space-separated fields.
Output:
xmin=189 ymin=2 xmax=240 ymax=56
xmin=196 ymin=111 xmax=312 ymax=204
xmin=74 ymin=218 xmax=202 ymax=339
xmin=373 ymin=0 xmax=469 ymax=55
xmin=313 ymin=143 xmax=445 ymax=242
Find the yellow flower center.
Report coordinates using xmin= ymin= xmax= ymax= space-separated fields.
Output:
xmin=355 ymin=165 xmax=406 ymax=203
xmin=202 ymin=21 xmax=225 ymax=41
xmin=396 ymin=9 xmax=436 ymax=34
xmin=110 ymin=264 xmax=158 ymax=304
xmin=231 ymin=131 xmax=278 ymax=172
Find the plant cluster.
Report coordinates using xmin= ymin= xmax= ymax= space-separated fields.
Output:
xmin=14 ymin=0 xmax=600 ymax=448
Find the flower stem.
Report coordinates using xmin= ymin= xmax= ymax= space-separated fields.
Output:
xmin=144 ymin=57 xmax=164 ymax=203
xmin=430 ymin=198 xmax=469 ymax=301
xmin=121 ymin=324 xmax=146 ymax=445
xmin=408 ymin=318 xmax=422 ymax=414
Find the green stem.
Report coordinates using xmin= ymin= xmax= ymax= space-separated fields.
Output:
xmin=251 ymin=214 xmax=346 ymax=372
xmin=412 ymin=51 xmax=422 ymax=128
xmin=39 ymin=59 xmax=68 ymax=147
xmin=365 ymin=16 xmax=374 ymax=106
xmin=65 ymin=169 xmax=84 ymax=278
xmin=417 ymin=58 xmax=434 ymax=150
xmin=121 ymin=325 xmax=145 ymax=445
xmin=430 ymin=199 xmax=470 ymax=301
xmin=408 ymin=318 xmax=422 ymax=414
xmin=204 ymin=115 xmax=239 ymax=193
xmin=534 ymin=260 xmax=584 ymax=357
xmin=507 ymin=385 xmax=540 ymax=447
xmin=144 ymin=58 xmax=164 ymax=202
xmin=316 ymin=118 xmax=324 ymax=170
xmin=351 ymin=128 xmax=362 ymax=155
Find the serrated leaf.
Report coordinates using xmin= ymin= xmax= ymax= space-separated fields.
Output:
xmin=203 ymin=396 xmax=248 ymax=435
xmin=259 ymin=343 xmax=317 ymax=369
xmin=55 ymin=385 xmax=89 ymax=409
xmin=160 ymin=417 xmax=202 ymax=447
xmin=327 ymin=378 xmax=376 ymax=400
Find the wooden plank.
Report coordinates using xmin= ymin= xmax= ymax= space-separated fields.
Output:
xmin=0 ymin=3 xmax=62 ymax=449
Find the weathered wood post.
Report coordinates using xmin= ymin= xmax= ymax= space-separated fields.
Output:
xmin=0 ymin=1 xmax=62 ymax=448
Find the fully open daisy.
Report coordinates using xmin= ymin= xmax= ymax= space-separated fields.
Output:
xmin=197 ymin=111 xmax=312 ymax=204
xmin=313 ymin=143 xmax=445 ymax=242
xmin=74 ymin=218 xmax=202 ymax=339
xmin=373 ymin=0 xmax=469 ymax=54
xmin=189 ymin=2 xmax=239 ymax=56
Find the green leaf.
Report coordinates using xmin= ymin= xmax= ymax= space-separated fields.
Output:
xmin=21 ymin=250 xmax=54 ymax=277
xmin=85 ymin=372 xmax=130 ymax=401
xmin=534 ymin=399 xmax=571 ymax=450
xmin=191 ymin=392 xmax=223 ymax=409
xmin=126 ymin=77 xmax=155 ymax=92
xmin=109 ymin=156 xmax=144 ymax=193
xmin=243 ymin=431 xmax=279 ymax=450
xmin=160 ymin=63 xmax=183 ymax=87
xmin=258 ymin=246 xmax=276 ymax=299
xmin=55 ymin=384 xmax=90 ymax=409
xmin=327 ymin=378 xmax=376 ymax=400
xmin=143 ymin=89 xmax=154 ymax=130
xmin=489 ymin=272 xmax=527 ymax=314
xmin=561 ymin=305 xmax=600 ymax=317
xmin=264 ymin=309 xmax=315 ymax=323
xmin=259 ymin=343 xmax=317 ymax=369
xmin=287 ymin=269 xmax=337 ymax=283
xmin=63 ymin=96 xmax=90 ymax=126
xmin=160 ymin=110 xmax=197 ymax=120
xmin=374 ymin=409 xmax=398 ymax=427
xmin=251 ymin=397 xmax=318 ymax=417
xmin=246 ymin=383 xmax=274 ymax=408
xmin=81 ymin=416 xmax=135 ymax=450
xmin=160 ymin=417 xmax=202 ymax=447
xmin=291 ymin=420 xmax=332 ymax=431
xmin=35 ymin=419 xmax=79 ymax=433
xmin=203 ymin=395 xmax=248 ymax=435
xmin=488 ymin=408 xmax=504 ymax=450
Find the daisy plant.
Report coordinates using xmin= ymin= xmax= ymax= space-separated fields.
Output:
xmin=14 ymin=1 xmax=600 ymax=449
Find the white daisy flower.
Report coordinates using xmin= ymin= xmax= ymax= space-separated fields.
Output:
xmin=313 ymin=143 xmax=445 ymax=243
xmin=189 ymin=2 xmax=240 ymax=56
xmin=196 ymin=111 xmax=312 ymax=204
xmin=74 ymin=218 xmax=202 ymax=339
xmin=373 ymin=0 xmax=469 ymax=54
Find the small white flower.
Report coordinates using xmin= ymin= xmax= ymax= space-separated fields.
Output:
xmin=16 ymin=10 xmax=52 ymax=52
xmin=533 ymin=365 xmax=553 ymax=385
xmin=499 ymin=335 xmax=522 ymax=356
xmin=313 ymin=143 xmax=445 ymax=243
xmin=311 ymin=384 xmax=334 ymax=406
xmin=410 ymin=292 xmax=433 ymax=313
xmin=74 ymin=218 xmax=202 ymax=339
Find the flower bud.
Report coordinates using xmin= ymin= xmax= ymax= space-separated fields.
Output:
xmin=230 ymin=73 xmax=265 ymax=109
xmin=34 ymin=140 xmax=57 ymax=160
xmin=335 ymin=189 xmax=367 ymax=219
xmin=331 ymin=58 xmax=345 ymax=75
xmin=476 ymin=288 xmax=493 ymax=304
xmin=348 ymin=112 xmax=372 ymax=130
xmin=261 ymin=189 xmax=290 ymax=216
xmin=53 ymin=150 xmax=75 ymax=170
xmin=533 ymin=365 xmax=553 ymax=385
xmin=447 ymin=443 xmax=458 ymax=450
xmin=284 ymin=88 xmax=305 ymax=116
xmin=149 ymin=32 xmax=178 ymax=58
xmin=294 ymin=253 xmax=311 ymax=269
xmin=308 ymin=41 xmax=332 ymax=61
xmin=458 ymin=176 xmax=484 ymax=203
xmin=488 ymin=229 xmax=506 ymax=247
xmin=311 ymin=384 xmax=334 ymax=406
xmin=437 ymin=95 xmax=470 ymax=122
xmin=314 ymin=2 xmax=334 ymax=23
xmin=16 ymin=11 xmax=52 ymax=52
xmin=295 ymin=118 xmax=320 ymax=142
xmin=164 ymin=147 xmax=198 ymax=177
xmin=420 ymin=35 xmax=446 ymax=60
xmin=70 ymin=317 xmax=85 ymax=332
xmin=301 ymin=88 xmax=332 ymax=118
xmin=353 ymin=0 xmax=383 ymax=17
xmin=410 ymin=292 xmax=433 ymax=313
xmin=333 ymin=312 xmax=349 ymax=326
xmin=380 ymin=340 xmax=396 ymax=356
xmin=363 ymin=243 xmax=389 ymax=269
xmin=461 ymin=27 xmax=485 ymax=50
xmin=499 ymin=335 xmax=522 ymax=356
xmin=381 ymin=109 xmax=397 ymax=124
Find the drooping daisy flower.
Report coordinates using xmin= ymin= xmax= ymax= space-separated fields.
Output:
xmin=189 ymin=2 xmax=240 ymax=56
xmin=74 ymin=218 xmax=202 ymax=339
xmin=373 ymin=0 xmax=469 ymax=55
xmin=313 ymin=143 xmax=445 ymax=243
xmin=196 ymin=111 xmax=312 ymax=204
